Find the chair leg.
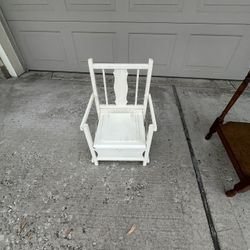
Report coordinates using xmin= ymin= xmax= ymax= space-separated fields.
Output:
xmin=143 ymin=156 xmax=150 ymax=166
xmin=225 ymin=181 xmax=250 ymax=197
xmin=205 ymin=117 xmax=221 ymax=140
xmin=83 ymin=124 xmax=98 ymax=166
xmin=91 ymin=158 xmax=98 ymax=166
xmin=143 ymin=126 xmax=154 ymax=166
xmin=91 ymin=158 xmax=98 ymax=165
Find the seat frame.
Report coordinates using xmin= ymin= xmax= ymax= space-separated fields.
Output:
xmin=80 ymin=58 xmax=157 ymax=166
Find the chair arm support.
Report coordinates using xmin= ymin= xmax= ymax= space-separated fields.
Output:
xmin=80 ymin=93 xmax=95 ymax=131
xmin=148 ymin=94 xmax=157 ymax=132
xmin=143 ymin=124 xmax=154 ymax=166
xmin=80 ymin=93 xmax=98 ymax=165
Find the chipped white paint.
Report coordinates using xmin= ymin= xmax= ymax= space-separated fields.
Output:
xmin=80 ymin=58 xmax=157 ymax=165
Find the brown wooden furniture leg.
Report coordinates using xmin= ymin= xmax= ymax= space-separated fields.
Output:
xmin=226 ymin=181 xmax=250 ymax=197
xmin=205 ymin=71 xmax=250 ymax=141
xmin=205 ymin=117 xmax=222 ymax=140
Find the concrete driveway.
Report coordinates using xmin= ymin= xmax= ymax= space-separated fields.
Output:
xmin=0 ymin=72 xmax=249 ymax=250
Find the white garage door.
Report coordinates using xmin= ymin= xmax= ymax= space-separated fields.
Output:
xmin=1 ymin=0 xmax=250 ymax=79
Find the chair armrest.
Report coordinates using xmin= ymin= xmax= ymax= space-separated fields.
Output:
xmin=143 ymin=95 xmax=157 ymax=165
xmin=148 ymin=94 xmax=157 ymax=132
xmin=80 ymin=93 xmax=95 ymax=131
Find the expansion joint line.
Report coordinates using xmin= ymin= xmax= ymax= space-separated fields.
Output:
xmin=172 ymin=85 xmax=220 ymax=250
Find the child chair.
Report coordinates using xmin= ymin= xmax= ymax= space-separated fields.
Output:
xmin=80 ymin=58 xmax=157 ymax=166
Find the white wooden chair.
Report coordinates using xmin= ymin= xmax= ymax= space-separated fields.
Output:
xmin=80 ymin=58 xmax=157 ymax=166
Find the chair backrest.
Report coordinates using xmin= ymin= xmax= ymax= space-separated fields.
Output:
xmin=88 ymin=58 xmax=153 ymax=114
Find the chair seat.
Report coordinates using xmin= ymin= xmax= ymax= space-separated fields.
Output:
xmin=94 ymin=109 xmax=146 ymax=150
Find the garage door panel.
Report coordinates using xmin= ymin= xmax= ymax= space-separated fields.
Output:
xmin=225 ymin=32 xmax=250 ymax=72
xmin=65 ymin=0 xmax=116 ymax=11
xmin=8 ymin=21 xmax=121 ymax=72
xmin=177 ymin=25 xmax=250 ymax=79
xmin=1 ymin=0 xmax=250 ymax=24
xmin=129 ymin=0 xmax=184 ymax=12
xmin=203 ymin=0 xmax=250 ymax=5
xmin=1 ymin=0 xmax=55 ymax=11
xmin=15 ymin=31 xmax=70 ymax=71
xmin=7 ymin=22 xmax=71 ymax=71
xmin=128 ymin=33 xmax=177 ymax=70
xmin=22 ymin=31 xmax=66 ymax=62
xmin=8 ymin=21 xmax=250 ymax=78
xmin=185 ymin=35 xmax=241 ymax=69
xmin=198 ymin=0 xmax=250 ymax=12
xmin=72 ymin=32 xmax=117 ymax=64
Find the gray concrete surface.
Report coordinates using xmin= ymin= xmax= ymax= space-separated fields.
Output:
xmin=0 ymin=71 xmax=249 ymax=250
xmin=177 ymin=86 xmax=250 ymax=250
